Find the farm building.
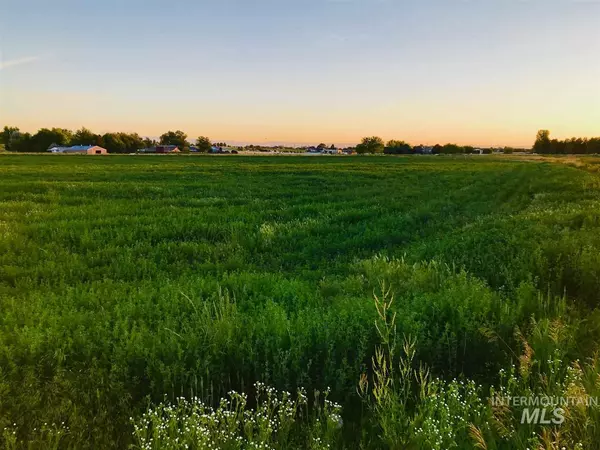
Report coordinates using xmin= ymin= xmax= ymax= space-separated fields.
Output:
xmin=48 ymin=145 xmax=108 ymax=155
xmin=156 ymin=145 xmax=180 ymax=153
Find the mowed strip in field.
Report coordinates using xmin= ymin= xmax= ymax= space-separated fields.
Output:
xmin=1 ymin=155 xmax=600 ymax=448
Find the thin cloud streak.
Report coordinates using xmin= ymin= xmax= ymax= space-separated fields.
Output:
xmin=0 ymin=55 xmax=44 ymax=70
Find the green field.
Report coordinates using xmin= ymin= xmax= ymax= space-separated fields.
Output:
xmin=2 ymin=155 xmax=600 ymax=449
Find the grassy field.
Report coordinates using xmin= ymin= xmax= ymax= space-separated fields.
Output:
xmin=1 ymin=155 xmax=600 ymax=449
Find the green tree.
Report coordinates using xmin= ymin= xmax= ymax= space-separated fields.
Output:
xmin=102 ymin=133 xmax=126 ymax=153
xmin=160 ymin=130 xmax=188 ymax=148
xmin=10 ymin=132 xmax=33 ymax=152
xmin=195 ymin=136 xmax=212 ymax=153
xmin=565 ymin=137 xmax=587 ymax=155
xmin=1 ymin=126 xmax=21 ymax=151
xmin=588 ymin=138 xmax=600 ymax=154
xmin=533 ymin=130 xmax=551 ymax=154
xmin=142 ymin=137 xmax=157 ymax=148
xmin=441 ymin=143 xmax=464 ymax=154
xmin=72 ymin=127 xmax=98 ymax=146
xmin=384 ymin=140 xmax=412 ymax=155
xmin=30 ymin=128 xmax=73 ymax=152
xmin=121 ymin=133 xmax=144 ymax=153
xmin=356 ymin=136 xmax=384 ymax=154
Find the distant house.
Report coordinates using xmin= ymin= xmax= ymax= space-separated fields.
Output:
xmin=48 ymin=145 xmax=108 ymax=155
xmin=156 ymin=145 xmax=179 ymax=153
xmin=421 ymin=146 xmax=434 ymax=155
xmin=323 ymin=147 xmax=342 ymax=155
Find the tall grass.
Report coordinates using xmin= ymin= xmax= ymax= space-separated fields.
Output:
xmin=359 ymin=268 xmax=600 ymax=450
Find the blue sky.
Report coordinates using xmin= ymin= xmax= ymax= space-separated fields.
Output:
xmin=1 ymin=0 xmax=599 ymax=147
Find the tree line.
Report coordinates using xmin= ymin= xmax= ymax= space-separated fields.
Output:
xmin=533 ymin=130 xmax=600 ymax=155
xmin=355 ymin=136 xmax=495 ymax=155
xmin=0 ymin=126 xmax=215 ymax=154
xmin=357 ymin=131 xmax=600 ymax=155
xmin=3 ymin=125 xmax=599 ymax=155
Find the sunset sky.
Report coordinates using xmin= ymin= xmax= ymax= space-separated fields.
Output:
xmin=1 ymin=0 xmax=599 ymax=147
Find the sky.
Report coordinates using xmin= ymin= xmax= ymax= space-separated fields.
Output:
xmin=1 ymin=0 xmax=599 ymax=148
